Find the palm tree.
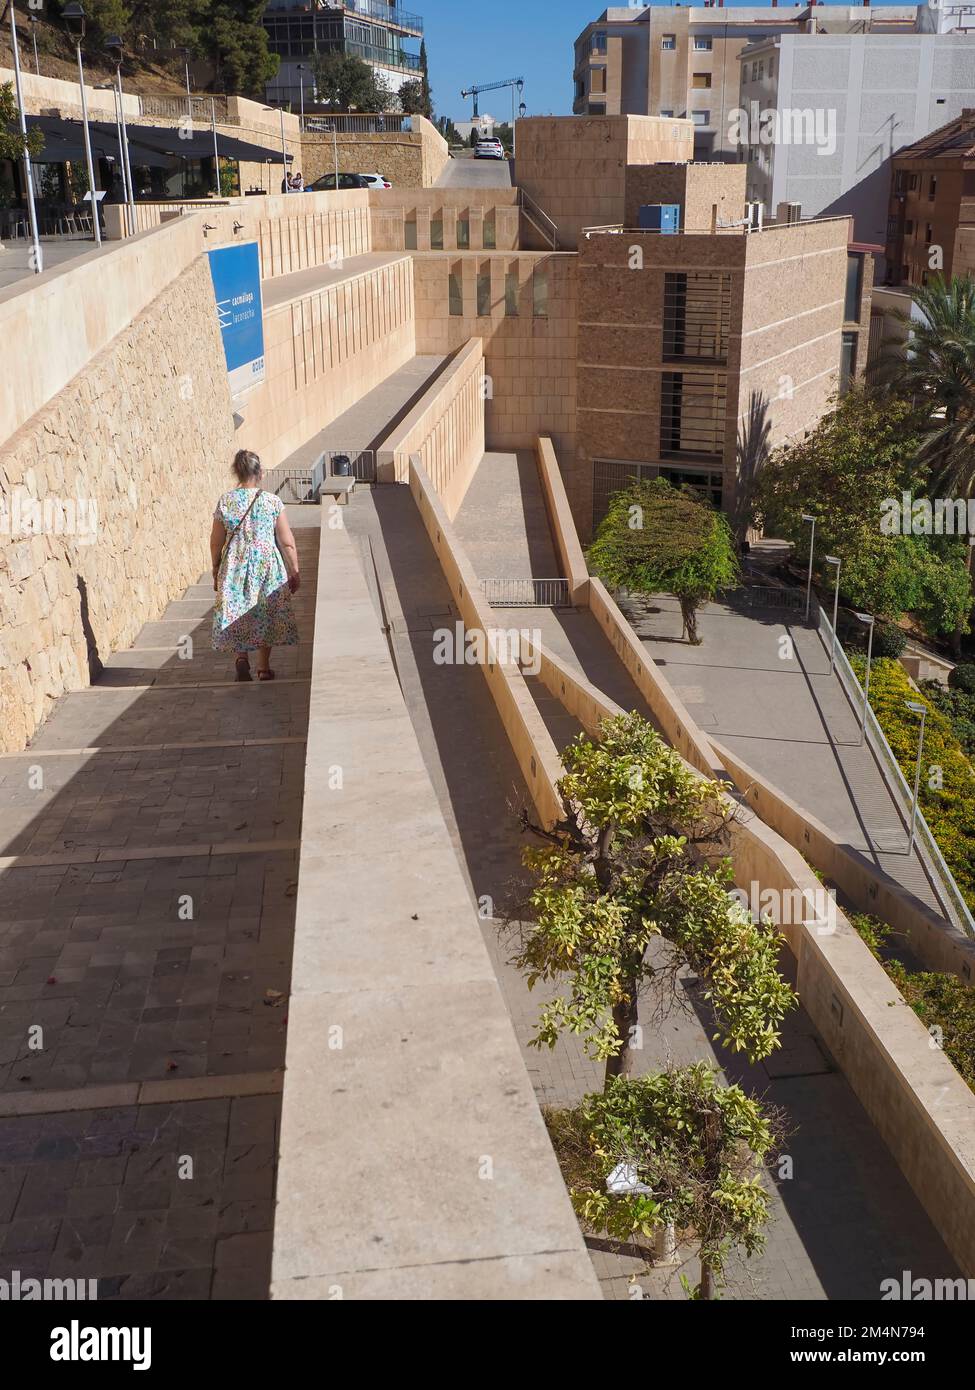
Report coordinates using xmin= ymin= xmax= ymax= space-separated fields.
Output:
xmin=879 ymin=273 xmax=975 ymax=651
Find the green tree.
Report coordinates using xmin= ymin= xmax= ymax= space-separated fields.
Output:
xmin=398 ymin=79 xmax=424 ymax=115
xmin=880 ymin=274 xmax=975 ymax=649
xmin=588 ymin=478 xmax=739 ymax=644
xmin=72 ymin=0 xmax=132 ymax=44
xmin=548 ymin=1064 xmax=782 ymax=1299
xmin=419 ymin=37 xmax=432 ymax=118
xmin=0 ymin=82 xmax=43 ymax=164
xmin=312 ymin=51 xmax=391 ymax=112
xmin=199 ymin=1 xmax=279 ymax=97
xmin=550 ymin=1067 xmax=778 ymax=1295
xmin=509 ymin=714 xmax=797 ymax=1086
xmin=756 ymin=387 xmax=970 ymax=640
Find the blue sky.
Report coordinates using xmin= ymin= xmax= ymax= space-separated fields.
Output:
xmin=420 ymin=0 xmax=919 ymax=121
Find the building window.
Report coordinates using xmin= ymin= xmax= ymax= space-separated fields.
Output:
xmin=693 ymin=36 xmax=713 ymax=51
xmin=769 ymin=58 xmax=775 ymax=78
xmin=925 ymin=223 xmax=933 ymax=243
xmin=660 ymin=371 xmax=727 ymax=458
xmin=663 ymin=271 xmax=732 ymax=363
xmin=692 ymin=73 xmax=712 ymax=90
xmin=449 ymin=264 xmax=463 ymax=316
xmin=909 ymin=173 xmax=919 ymax=191
xmin=532 ymin=266 xmax=548 ymax=318
xmin=660 ymin=109 xmax=674 ymax=118
xmin=751 ymin=62 xmax=758 ymax=80
xmin=839 ymin=331 xmax=857 ymax=396
xmin=905 ymin=219 xmax=914 ymax=235
xmin=457 ymin=213 xmax=470 ymax=249
xmin=929 ymin=175 xmax=937 ymax=200
xmin=477 ymin=263 xmax=491 ymax=317
xmin=895 ymin=170 xmax=908 ymax=193
xmin=758 ymin=61 xmax=764 ymax=78
xmin=844 ymin=254 xmax=864 ymax=323
xmin=662 ymin=33 xmax=676 ymax=50
xmin=691 ymin=110 xmax=710 ymax=127
xmin=591 ymin=65 xmax=607 ymax=95
xmin=591 ymin=30 xmax=607 ymax=54
xmin=431 ymin=213 xmax=444 ymax=250
xmin=505 ymin=267 xmax=519 ymax=316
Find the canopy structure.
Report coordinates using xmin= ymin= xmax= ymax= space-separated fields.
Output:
xmin=26 ymin=116 xmax=293 ymax=170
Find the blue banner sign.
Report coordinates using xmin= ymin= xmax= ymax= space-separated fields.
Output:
xmin=207 ymin=241 xmax=265 ymax=397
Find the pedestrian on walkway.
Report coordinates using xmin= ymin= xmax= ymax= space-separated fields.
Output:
xmin=210 ymin=449 xmax=301 ymax=682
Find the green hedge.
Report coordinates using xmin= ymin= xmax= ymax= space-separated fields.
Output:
xmin=851 ymin=914 xmax=975 ymax=1093
xmin=849 ymin=656 xmax=975 ymax=911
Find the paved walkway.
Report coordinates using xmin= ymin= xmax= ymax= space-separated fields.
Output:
xmin=346 ymin=484 xmax=958 ymax=1301
xmin=0 ymin=511 xmax=319 ymax=1299
xmin=630 ymin=594 xmax=943 ymax=916
xmin=0 ymin=237 xmax=100 ymax=291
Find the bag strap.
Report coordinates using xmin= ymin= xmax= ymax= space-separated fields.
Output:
xmin=220 ymin=489 xmax=262 ymax=567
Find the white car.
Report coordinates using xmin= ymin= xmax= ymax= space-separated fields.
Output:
xmin=474 ymin=138 xmax=505 ymax=160
xmin=358 ymin=172 xmax=392 ymax=189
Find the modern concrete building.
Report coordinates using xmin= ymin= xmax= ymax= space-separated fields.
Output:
xmin=738 ymin=11 xmax=975 ymax=254
xmin=883 ymin=107 xmax=975 ymax=285
xmin=572 ymin=3 xmax=925 ymax=160
xmin=263 ymin=0 xmax=424 ymax=108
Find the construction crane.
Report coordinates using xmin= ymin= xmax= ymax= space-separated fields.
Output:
xmin=460 ymin=77 xmax=524 ymax=118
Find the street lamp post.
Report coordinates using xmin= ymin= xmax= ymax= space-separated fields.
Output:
xmin=263 ymin=107 xmax=290 ymax=191
xmin=183 ymin=47 xmax=193 ymax=124
xmin=105 ymin=35 xmax=135 ymax=236
xmin=29 ymin=14 xmax=39 ymax=75
xmin=210 ymin=97 xmax=221 ymax=196
xmin=62 ymin=4 xmax=101 ymax=246
xmin=512 ymin=79 xmax=524 ymax=159
xmin=905 ymin=700 xmax=928 ymax=858
xmin=297 ymin=64 xmax=307 ymax=126
xmin=854 ymin=612 xmax=875 ymax=745
xmin=7 ymin=0 xmax=42 ymax=274
xmin=824 ymin=555 xmax=841 ymax=674
xmin=801 ymin=513 xmax=816 ymax=623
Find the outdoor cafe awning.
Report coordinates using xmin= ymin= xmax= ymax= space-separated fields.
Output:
xmin=26 ymin=116 xmax=292 ymax=167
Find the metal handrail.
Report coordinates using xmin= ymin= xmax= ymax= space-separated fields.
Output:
xmin=481 ymin=578 xmax=570 ymax=609
xmin=517 ymin=189 xmax=558 ymax=250
xmin=816 ymin=599 xmax=975 ymax=937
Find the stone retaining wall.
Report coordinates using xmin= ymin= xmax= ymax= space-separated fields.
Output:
xmin=0 ymin=256 xmax=236 ymax=752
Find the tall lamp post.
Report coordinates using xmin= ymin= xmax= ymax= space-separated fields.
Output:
xmin=801 ymin=513 xmax=816 ymax=623
xmin=62 ymin=4 xmax=101 ymax=246
xmin=182 ymin=47 xmax=193 ymax=124
xmin=263 ymin=106 xmax=290 ymax=191
xmin=511 ymin=79 xmax=524 ymax=158
xmin=29 ymin=13 xmax=39 ymax=74
xmin=824 ymin=555 xmax=841 ymax=674
xmin=6 ymin=0 xmax=42 ymax=273
xmin=905 ymin=700 xmax=928 ymax=858
xmin=296 ymin=64 xmax=308 ymax=127
xmin=105 ymin=34 xmax=135 ymax=236
xmin=854 ymin=612 xmax=875 ymax=745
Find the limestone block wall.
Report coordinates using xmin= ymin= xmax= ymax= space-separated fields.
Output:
xmin=411 ymin=251 xmax=577 ymax=456
xmin=378 ymin=339 xmax=485 ymax=518
xmin=243 ymin=256 xmax=416 ymax=469
xmin=0 ymin=256 xmax=236 ymax=753
xmin=515 ymin=115 xmax=695 ymax=250
xmin=369 ymin=189 xmax=520 ymax=253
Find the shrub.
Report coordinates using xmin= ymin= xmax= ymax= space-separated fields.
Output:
xmin=850 ymin=914 xmax=975 ymax=1093
xmin=851 ymin=657 xmax=975 ymax=911
xmin=951 ymin=663 xmax=975 ymax=696
xmin=872 ymin=623 xmax=908 ymax=660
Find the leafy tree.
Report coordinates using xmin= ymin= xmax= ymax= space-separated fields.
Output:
xmin=312 ymin=51 xmax=392 ymax=112
xmin=547 ymin=1063 xmax=783 ymax=1299
xmin=397 ymin=79 xmax=424 ymax=115
xmin=879 ymin=274 xmax=975 ymax=649
xmin=0 ymin=82 xmax=43 ymax=163
xmin=509 ymin=714 xmax=797 ymax=1086
xmin=419 ymin=37 xmax=432 ymax=118
xmin=588 ymin=478 xmax=739 ymax=644
xmin=755 ymin=387 xmax=971 ymax=640
xmin=198 ymin=1 xmax=279 ymax=96
xmin=72 ymin=0 xmax=133 ymax=44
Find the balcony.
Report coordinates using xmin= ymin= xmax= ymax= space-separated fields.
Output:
xmin=344 ymin=37 xmax=422 ymax=70
xmin=338 ymin=0 xmax=424 ymax=36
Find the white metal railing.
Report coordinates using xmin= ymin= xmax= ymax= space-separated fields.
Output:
xmin=481 ymin=578 xmax=570 ymax=608
xmin=518 ymin=189 xmax=558 ymax=250
xmin=816 ymin=600 xmax=975 ymax=937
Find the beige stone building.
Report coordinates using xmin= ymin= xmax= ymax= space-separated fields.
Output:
xmin=573 ymin=4 xmax=926 ymax=160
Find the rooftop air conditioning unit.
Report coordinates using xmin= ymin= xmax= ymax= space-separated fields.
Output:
xmin=746 ymin=201 xmax=764 ymax=232
xmin=777 ymin=200 xmax=802 ymax=225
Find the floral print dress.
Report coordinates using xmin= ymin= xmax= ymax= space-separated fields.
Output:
xmin=212 ymin=488 xmax=299 ymax=653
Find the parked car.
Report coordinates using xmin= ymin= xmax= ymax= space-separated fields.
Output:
xmin=358 ymin=172 xmax=392 ymax=189
xmin=305 ymin=171 xmax=371 ymax=192
xmin=474 ymin=137 xmax=506 ymax=160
